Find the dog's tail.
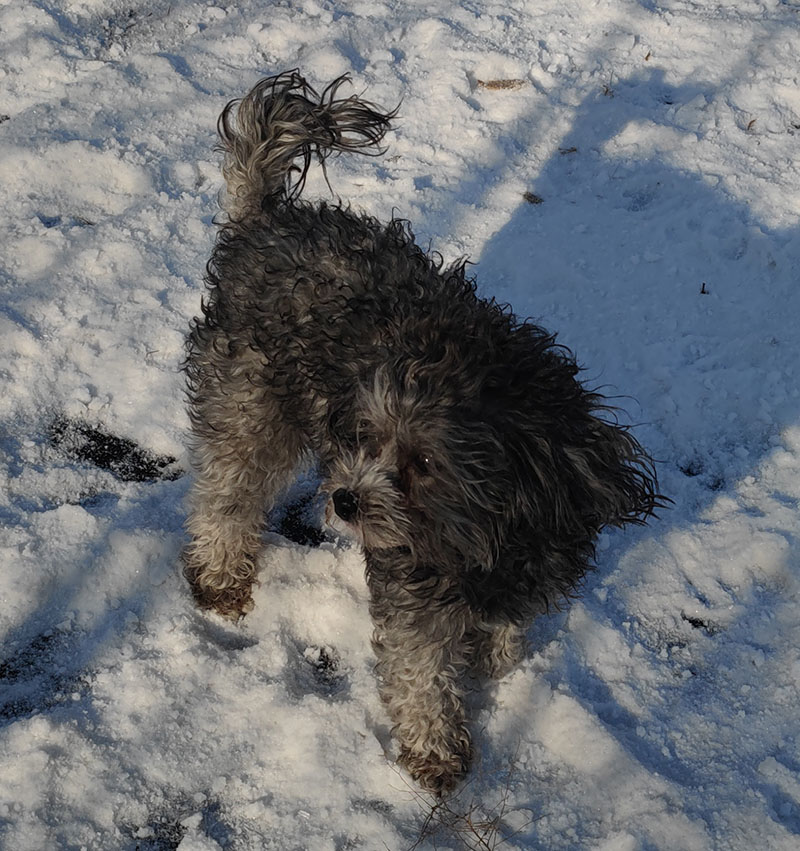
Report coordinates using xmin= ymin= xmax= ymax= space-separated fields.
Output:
xmin=216 ymin=70 xmax=395 ymax=219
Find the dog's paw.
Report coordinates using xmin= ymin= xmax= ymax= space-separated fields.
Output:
xmin=184 ymin=571 xmax=255 ymax=620
xmin=399 ymin=743 xmax=472 ymax=796
xmin=197 ymin=586 xmax=254 ymax=621
xmin=182 ymin=550 xmax=256 ymax=620
xmin=208 ymin=589 xmax=255 ymax=621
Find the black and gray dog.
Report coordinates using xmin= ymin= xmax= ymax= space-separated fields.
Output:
xmin=183 ymin=71 xmax=661 ymax=793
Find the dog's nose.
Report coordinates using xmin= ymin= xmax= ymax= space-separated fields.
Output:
xmin=332 ymin=488 xmax=359 ymax=522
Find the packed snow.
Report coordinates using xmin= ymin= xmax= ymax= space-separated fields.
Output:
xmin=2 ymin=0 xmax=800 ymax=848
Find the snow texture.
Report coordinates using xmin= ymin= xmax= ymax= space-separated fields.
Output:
xmin=2 ymin=0 xmax=800 ymax=849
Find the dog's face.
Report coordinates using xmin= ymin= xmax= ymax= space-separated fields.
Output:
xmin=323 ymin=367 xmax=520 ymax=571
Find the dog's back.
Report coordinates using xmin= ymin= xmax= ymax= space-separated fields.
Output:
xmin=201 ymin=72 xmax=482 ymax=428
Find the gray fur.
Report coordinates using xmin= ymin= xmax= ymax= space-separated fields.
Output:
xmin=183 ymin=71 xmax=663 ymax=794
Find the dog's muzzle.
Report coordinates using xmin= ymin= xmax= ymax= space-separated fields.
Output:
xmin=332 ymin=488 xmax=359 ymax=522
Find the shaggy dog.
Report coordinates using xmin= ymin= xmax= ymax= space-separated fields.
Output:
xmin=183 ymin=71 xmax=661 ymax=793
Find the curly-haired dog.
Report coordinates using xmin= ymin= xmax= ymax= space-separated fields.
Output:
xmin=183 ymin=71 xmax=662 ymax=794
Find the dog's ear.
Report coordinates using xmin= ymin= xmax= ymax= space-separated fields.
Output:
xmin=506 ymin=399 xmax=661 ymax=536
xmin=464 ymin=397 xmax=662 ymax=620
xmin=553 ymin=414 xmax=661 ymax=532
xmin=482 ymin=324 xmax=662 ymax=538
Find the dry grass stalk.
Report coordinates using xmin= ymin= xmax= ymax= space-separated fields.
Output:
xmin=396 ymin=747 xmax=539 ymax=851
xmin=476 ymin=79 xmax=528 ymax=91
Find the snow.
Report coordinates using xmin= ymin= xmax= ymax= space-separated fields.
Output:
xmin=2 ymin=0 xmax=800 ymax=848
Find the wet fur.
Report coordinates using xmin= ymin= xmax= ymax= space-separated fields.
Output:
xmin=183 ymin=71 xmax=663 ymax=794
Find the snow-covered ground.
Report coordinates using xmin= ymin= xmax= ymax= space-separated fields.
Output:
xmin=2 ymin=0 xmax=800 ymax=848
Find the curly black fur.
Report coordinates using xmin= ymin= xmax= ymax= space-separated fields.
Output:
xmin=183 ymin=70 xmax=664 ymax=794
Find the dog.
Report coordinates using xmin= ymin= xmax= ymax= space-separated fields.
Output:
xmin=182 ymin=71 xmax=662 ymax=794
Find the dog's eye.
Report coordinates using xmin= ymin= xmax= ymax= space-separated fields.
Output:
xmin=396 ymin=454 xmax=433 ymax=495
xmin=411 ymin=454 xmax=432 ymax=476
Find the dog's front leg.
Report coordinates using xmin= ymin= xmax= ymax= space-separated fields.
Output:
xmin=368 ymin=566 xmax=472 ymax=794
xmin=471 ymin=621 xmax=526 ymax=680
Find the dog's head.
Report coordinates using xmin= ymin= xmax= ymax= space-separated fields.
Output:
xmin=323 ymin=292 xmax=662 ymax=606
xmin=324 ymin=366 xmax=510 ymax=568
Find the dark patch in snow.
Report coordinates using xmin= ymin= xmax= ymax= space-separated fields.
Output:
xmin=270 ymin=491 xmax=328 ymax=547
xmin=624 ymin=183 xmax=659 ymax=212
xmin=288 ymin=644 xmax=349 ymax=700
xmin=762 ymin=782 xmax=800 ymax=836
xmin=101 ymin=8 xmax=151 ymax=52
xmin=128 ymin=817 xmax=185 ymax=851
xmin=680 ymin=611 xmax=718 ymax=635
xmin=0 ymin=632 xmax=60 ymax=684
xmin=352 ymin=797 xmax=394 ymax=816
xmin=127 ymin=800 xmax=236 ymax=850
xmin=198 ymin=801 xmax=236 ymax=848
xmin=50 ymin=416 xmax=183 ymax=483
xmin=678 ymin=457 xmax=725 ymax=491
xmin=679 ymin=459 xmax=702 ymax=477
xmin=0 ymin=630 xmax=93 ymax=724
xmin=77 ymin=490 xmax=122 ymax=516
xmin=36 ymin=213 xmax=95 ymax=229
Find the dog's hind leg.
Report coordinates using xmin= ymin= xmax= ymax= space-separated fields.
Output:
xmin=183 ymin=342 xmax=301 ymax=618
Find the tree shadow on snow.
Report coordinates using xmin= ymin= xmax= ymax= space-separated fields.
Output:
xmin=471 ymin=64 xmax=800 ymax=840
